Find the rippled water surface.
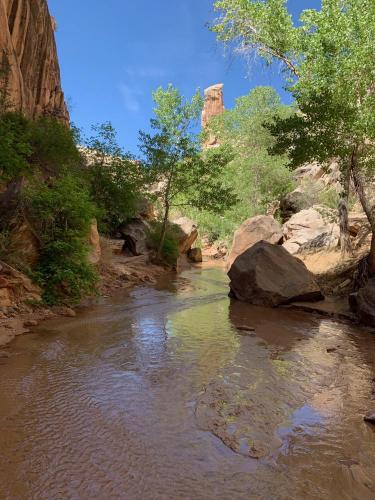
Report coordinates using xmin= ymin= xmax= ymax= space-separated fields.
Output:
xmin=1 ymin=267 xmax=375 ymax=499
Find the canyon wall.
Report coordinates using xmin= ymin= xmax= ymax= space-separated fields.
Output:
xmin=0 ymin=0 xmax=69 ymax=122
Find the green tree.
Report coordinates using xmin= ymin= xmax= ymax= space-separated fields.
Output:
xmin=212 ymin=0 xmax=375 ymax=266
xmin=139 ymin=84 xmax=236 ymax=258
xmin=84 ymin=122 xmax=141 ymax=233
xmin=205 ymin=86 xmax=294 ymax=214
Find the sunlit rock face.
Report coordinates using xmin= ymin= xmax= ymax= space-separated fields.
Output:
xmin=201 ymin=83 xmax=224 ymax=147
xmin=0 ymin=0 xmax=69 ymax=122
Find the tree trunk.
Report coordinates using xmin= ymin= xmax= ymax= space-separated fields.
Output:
xmin=351 ymin=152 xmax=375 ymax=275
xmin=338 ymin=166 xmax=353 ymax=257
xmin=157 ymin=203 xmax=169 ymax=260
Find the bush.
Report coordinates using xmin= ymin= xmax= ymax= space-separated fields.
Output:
xmin=25 ymin=175 xmax=99 ymax=305
xmin=29 ymin=116 xmax=82 ymax=175
xmin=147 ymin=222 xmax=180 ymax=266
xmin=0 ymin=112 xmax=33 ymax=182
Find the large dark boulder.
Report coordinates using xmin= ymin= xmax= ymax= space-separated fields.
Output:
xmin=228 ymin=241 xmax=324 ymax=307
xmin=349 ymin=279 xmax=375 ymax=326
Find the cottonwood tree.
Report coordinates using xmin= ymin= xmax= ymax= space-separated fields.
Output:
xmin=204 ymin=86 xmax=294 ymax=215
xmin=139 ymin=85 xmax=236 ymax=258
xmin=212 ymin=0 xmax=375 ymax=266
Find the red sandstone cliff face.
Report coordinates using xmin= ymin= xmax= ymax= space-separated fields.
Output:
xmin=0 ymin=0 xmax=69 ymax=122
xmin=201 ymin=83 xmax=225 ymax=147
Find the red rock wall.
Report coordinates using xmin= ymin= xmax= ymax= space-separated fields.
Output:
xmin=0 ymin=0 xmax=69 ymax=122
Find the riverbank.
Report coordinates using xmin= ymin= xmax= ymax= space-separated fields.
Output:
xmin=0 ymin=238 xmax=167 ymax=350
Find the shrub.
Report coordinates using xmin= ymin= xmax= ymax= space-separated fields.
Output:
xmin=25 ymin=175 xmax=99 ymax=305
xmin=0 ymin=112 xmax=33 ymax=182
xmin=147 ymin=222 xmax=179 ymax=266
xmin=29 ymin=117 xmax=82 ymax=175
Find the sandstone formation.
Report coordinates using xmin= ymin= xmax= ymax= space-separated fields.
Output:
xmin=87 ymin=220 xmax=101 ymax=264
xmin=0 ymin=260 xmax=41 ymax=308
xmin=280 ymin=162 xmax=342 ymax=221
xmin=201 ymin=83 xmax=225 ymax=147
xmin=227 ymin=215 xmax=283 ymax=270
xmin=228 ymin=241 xmax=324 ymax=307
xmin=283 ymin=206 xmax=339 ymax=255
xmin=172 ymin=217 xmax=198 ymax=254
xmin=0 ymin=0 xmax=68 ymax=122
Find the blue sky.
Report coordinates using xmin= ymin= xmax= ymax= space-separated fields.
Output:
xmin=48 ymin=0 xmax=320 ymax=154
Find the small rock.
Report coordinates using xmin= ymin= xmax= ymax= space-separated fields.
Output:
xmin=364 ymin=411 xmax=375 ymax=424
xmin=236 ymin=325 xmax=255 ymax=332
xmin=327 ymin=347 xmax=338 ymax=353
xmin=23 ymin=319 xmax=39 ymax=327
xmin=0 ymin=351 xmax=10 ymax=358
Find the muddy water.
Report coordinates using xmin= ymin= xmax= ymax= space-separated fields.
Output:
xmin=1 ymin=268 xmax=375 ymax=499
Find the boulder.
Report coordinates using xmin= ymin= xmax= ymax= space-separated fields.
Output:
xmin=188 ymin=248 xmax=203 ymax=263
xmin=279 ymin=187 xmax=312 ymax=221
xmin=87 ymin=220 xmax=101 ymax=264
xmin=119 ymin=219 xmax=151 ymax=256
xmin=349 ymin=279 xmax=375 ymax=326
xmin=172 ymin=217 xmax=198 ymax=254
xmin=283 ymin=206 xmax=339 ymax=255
xmin=227 ymin=216 xmax=283 ymax=270
xmin=228 ymin=241 xmax=324 ymax=307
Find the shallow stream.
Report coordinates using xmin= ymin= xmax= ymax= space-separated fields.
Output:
xmin=1 ymin=267 xmax=375 ymax=499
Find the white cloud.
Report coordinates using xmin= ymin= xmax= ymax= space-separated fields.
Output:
xmin=119 ymin=84 xmax=142 ymax=112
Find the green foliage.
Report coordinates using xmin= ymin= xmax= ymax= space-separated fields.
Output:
xmin=0 ymin=112 xmax=33 ymax=182
xmin=85 ymin=122 xmax=141 ymax=233
xmin=139 ymin=85 xmax=237 ymax=256
xmin=195 ymin=87 xmax=294 ymax=243
xmin=147 ymin=222 xmax=180 ymax=266
xmin=212 ymin=0 xmax=375 ymax=233
xmin=25 ymin=175 xmax=99 ymax=305
xmin=29 ymin=116 xmax=82 ymax=175
xmin=0 ymin=112 xmax=81 ymax=182
xmin=212 ymin=0 xmax=301 ymax=76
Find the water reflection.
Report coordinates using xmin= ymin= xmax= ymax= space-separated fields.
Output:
xmin=0 ymin=267 xmax=374 ymax=499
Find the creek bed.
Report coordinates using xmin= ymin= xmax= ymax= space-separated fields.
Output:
xmin=0 ymin=267 xmax=375 ymax=499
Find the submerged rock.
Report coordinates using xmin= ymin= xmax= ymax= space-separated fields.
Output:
xmin=228 ymin=241 xmax=324 ymax=307
xmin=227 ymin=215 xmax=283 ymax=270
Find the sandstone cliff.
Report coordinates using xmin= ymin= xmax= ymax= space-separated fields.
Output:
xmin=0 ymin=0 xmax=68 ymax=122
xmin=202 ymin=83 xmax=224 ymax=147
